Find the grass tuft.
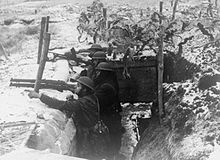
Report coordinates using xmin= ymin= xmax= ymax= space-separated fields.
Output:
xmin=4 ymin=19 xmax=15 ymax=25
xmin=23 ymin=25 xmax=39 ymax=35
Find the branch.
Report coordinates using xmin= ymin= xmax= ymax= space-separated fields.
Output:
xmin=197 ymin=22 xmax=214 ymax=41
xmin=177 ymin=36 xmax=194 ymax=57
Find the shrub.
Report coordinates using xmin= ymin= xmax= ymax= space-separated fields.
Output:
xmin=4 ymin=18 xmax=15 ymax=25
xmin=23 ymin=25 xmax=39 ymax=35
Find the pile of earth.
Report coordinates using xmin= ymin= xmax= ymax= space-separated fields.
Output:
xmin=132 ymin=69 xmax=220 ymax=160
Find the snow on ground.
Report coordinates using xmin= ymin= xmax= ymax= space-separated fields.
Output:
xmin=120 ymin=103 xmax=152 ymax=159
xmin=0 ymin=1 xmax=154 ymax=159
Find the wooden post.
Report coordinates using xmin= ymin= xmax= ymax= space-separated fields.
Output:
xmin=34 ymin=33 xmax=51 ymax=92
xmin=171 ymin=0 xmax=174 ymax=7
xmin=37 ymin=17 xmax=46 ymax=64
xmin=158 ymin=1 xmax=164 ymax=124
xmin=103 ymin=8 xmax=107 ymax=29
xmin=159 ymin=1 xmax=163 ymax=22
xmin=45 ymin=16 xmax=50 ymax=32
xmin=172 ymin=0 xmax=179 ymax=20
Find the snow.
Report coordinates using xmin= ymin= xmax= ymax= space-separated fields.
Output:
xmin=208 ymin=143 xmax=220 ymax=160
xmin=0 ymin=1 xmax=152 ymax=159
xmin=120 ymin=102 xmax=152 ymax=159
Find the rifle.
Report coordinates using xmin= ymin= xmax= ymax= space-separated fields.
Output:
xmin=47 ymin=51 xmax=71 ymax=62
xmin=48 ymin=51 xmax=92 ymax=66
xmin=48 ymin=45 xmax=108 ymax=65
xmin=10 ymin=78 xmax=77 ymax=92
xmin=77 ymin=47 xmax=107 ymax=53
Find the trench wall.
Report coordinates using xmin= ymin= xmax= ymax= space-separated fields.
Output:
xmin=112 ymin=58 xmax=157 ymax=103
xmin=24 ymin=60 xmax=78 ymax=156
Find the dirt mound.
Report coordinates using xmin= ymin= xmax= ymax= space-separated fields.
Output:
xmin=132 ymin=75 xmax=220 ymax=160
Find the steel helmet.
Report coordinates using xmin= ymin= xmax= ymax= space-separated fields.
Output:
xmin=96 ymin=62 xmax=114 ymax=72
xmin=77 ymin=76 xmax=94 ymax=90
xmin=88 ymin=44 xmax=102 ymax=51
xmin=92 ymin=51 xmax=106 ymax=60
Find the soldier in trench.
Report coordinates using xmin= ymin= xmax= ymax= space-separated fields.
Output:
xmin=27 ymin=76 xmax=106 ymax=159
xmin=80 ymin=51 xmax=107 ymax=80
xmin=68 ymin=45 xmax=107 ymax=81
xmin=94 ymin=62 xmax=125 ymax=160
xmin=87 ymin=44 xmax=104 ymax=58
xmin=64 ymin=43 xmax=104 ymax=64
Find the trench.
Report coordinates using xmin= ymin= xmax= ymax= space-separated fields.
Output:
xmin=0 ymin=47 xmax=199 ymax=160
xmin=0 ymin=0 xmax=217 ymax=159
xmin=26 ymin=58 xmax=157 ymax=159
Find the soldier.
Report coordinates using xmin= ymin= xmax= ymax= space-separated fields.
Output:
xmin=27 ymin=76 xmax=100 ymax=159
xmin=87 ymin=44 xmax=103 ymax=58
xmin=94 ymin=62 xmax=125 ymax=159
xmin=68 ymin=44 xmax=106 ymax=81
xmin=63 ymin=44 xmax=103 ymax=65
xmin=79 ymin=51 xmax=106 ymax=79
xmin=86 ymin=51 xmax=107 ymax=79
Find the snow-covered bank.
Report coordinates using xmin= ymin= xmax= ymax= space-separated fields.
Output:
xmin=132 ymin=74 xmax=220 ymax=160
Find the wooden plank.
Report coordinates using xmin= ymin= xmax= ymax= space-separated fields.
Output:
xmin=37 ymin=17 xmax=46 ymax=64
xmin=34 ymin=33 xmax=51 ymax=92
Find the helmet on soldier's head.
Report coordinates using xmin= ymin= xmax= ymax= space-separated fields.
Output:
xmin=77 ymin=76 xmax=94 ymax=90
xmin=96 ymin=62 xmax=114 ymax=72
xmin=92 ymin=51 xmax=106 ymax=60
xmin=88 ymin=44 xmax=102 ymax=51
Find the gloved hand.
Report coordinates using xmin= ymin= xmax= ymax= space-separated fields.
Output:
xmin=64 ymin=48 xmax=76 ymax=60
xmin=66 ymin=94 xmax=74 ymax=101
xmin=25 ymin=90 xmax=41 ymax=99
xmin=70 ymin=47 xmax=77 ymax=55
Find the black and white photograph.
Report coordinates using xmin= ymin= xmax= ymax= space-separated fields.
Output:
xmin=0 ymin=0 xmax=220 ymax=160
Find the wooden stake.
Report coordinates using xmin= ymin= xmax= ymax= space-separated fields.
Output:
xmin=103 ymin=8 xmax=107 ymax=19
xmin=37 ymin=17 xmax=46 ymax=64
xmin=158 ymin=1 xmax=164 ymax=124
xmin=45 ymin=16 xmax=50 ymax=32
xmin=103 ymin=8 xmax=107 ymax=29
xmin=159 ymin=1 xmax=163 ymax=24
xmin=172 ymin=0 xmax=179 ymax=20
xmin=34 ymin=33 xmax=51 ymax=93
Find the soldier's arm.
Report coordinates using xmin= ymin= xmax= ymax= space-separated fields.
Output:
xmin=40 ymin=94 xmax=81 ymax=113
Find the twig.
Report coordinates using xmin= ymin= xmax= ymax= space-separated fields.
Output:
xmin=0 ymin=134 xmax=17 ymax=148
xmin=0 ymin=122 xmax=36 ymax=128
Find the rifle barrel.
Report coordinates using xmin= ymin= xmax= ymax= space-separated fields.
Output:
xmin=10 ymin=81 xmax=76 ymax=92
xmin=10 ymin=83 xmax=35 ymax=88
xmin=10 ymin=78 xmax=67 ymax=84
